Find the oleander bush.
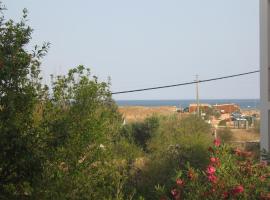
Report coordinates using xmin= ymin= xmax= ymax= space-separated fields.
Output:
xmin=158 ymin=139 xmax=270 ymax=200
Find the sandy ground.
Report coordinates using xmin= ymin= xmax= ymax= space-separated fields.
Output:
xmin=241 ymin=109 xmax=260 ymax=117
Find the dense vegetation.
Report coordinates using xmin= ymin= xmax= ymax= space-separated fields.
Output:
xmin=0 ymin=5 xmax=127 ymax=199
xmin=159 ymin=139 xmax=270 ymax=200
xmin=0 ymin=3 xmax=268 ymax=200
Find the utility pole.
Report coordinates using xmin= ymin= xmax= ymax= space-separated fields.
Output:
xmin=196 ymin=74 xmax=200 ymax=116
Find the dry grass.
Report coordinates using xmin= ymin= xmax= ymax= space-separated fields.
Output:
xmin=241 ymin=109 xmax=260 ymax=117
xmin=118 ymin=106 xmax=189 ymax=122
xmin=230 ymin=129 xmax=260 ymax=142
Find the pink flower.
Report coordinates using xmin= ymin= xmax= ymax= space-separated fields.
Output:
xmin=210 ymin=157 xmax=221 ymax=167
xmin=210 ymin=157 xmax=217 ymax=163
xmin=222 ymin=192 xmax=229 ymax=199
xmin=171 ymin=189 xmax=181 ymax=200
xmin=206 ymin=165 xmax=216 ymax=175
xmin=214 ymin=138 xmax=221 ymax=147
xmin=208 ymin=175 xmax=218 ymax=183
xmin=171 ymin=189 xmax=179 ymax=196
xmin=176 ymin=178 xmax=184 ymax=186
xmin=210 ymin=157 xmax=219 ymax=163
xmin=231 ymin=185 xmax=244 ymax=195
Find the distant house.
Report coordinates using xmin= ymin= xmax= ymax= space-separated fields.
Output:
xmin=213 ymin=104 xmax=240 ymax=114
xmin=189 ymin=104 xmax=211 ymax=113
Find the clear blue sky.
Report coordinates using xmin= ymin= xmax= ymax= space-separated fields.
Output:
xmin=6 ymin=0 xmax=259 ymax=100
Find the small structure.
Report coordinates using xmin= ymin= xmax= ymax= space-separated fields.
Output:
xmin=189 ymin=104 xmax=211 ymax=113
xmin=233 ymin=118 xmax=249 ymax=129
xmin=213 ymin=104 xmax=240 ymax=114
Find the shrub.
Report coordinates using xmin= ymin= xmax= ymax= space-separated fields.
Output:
xmin=159 ymin=139 xmax=270 ymax=200
xmin=37 ymin=66 xmax=135 ymax=199
xmin=254 ymin=119 xmax=260 ymax=133
xmin=121 ymin=115 xmax=160 ymax=150
xmin=133 ymin=115 xmax=212 ymax=199
xmin=148 ymin=115 xmax=212 ymax=156
xmin=218 ymin=120 xmax=228 ymax=126
xmin=204 ymin=108 xmax=221 ymax=120
xmin=217 ymin=128 xmax=233 ymax=143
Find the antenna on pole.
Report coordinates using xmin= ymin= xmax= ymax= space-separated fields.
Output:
xmin=196 ymin=74 xmax=200 ymax=116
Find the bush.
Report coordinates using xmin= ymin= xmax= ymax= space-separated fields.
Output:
xmin=217 ymin=128 xmax=233 ymax=143
xmin=121 ymin=115 xmax=160 ymax=151
xmin=159 ymin=139 xmax=270 ymax=200
xmin=133 ymin=115 xmax=212 ymax=199
xmin=37 ymin=66 xmax=136 ymax=199
xmin=204 ymin=108 xmax=221 ymax=120
xmin=148 ymin=115 xmax=211 ymax=156
xmin=254 ymin=119 xmax=260 ymax=133
xmin=218 ymin=120 xmax=228 ymax=126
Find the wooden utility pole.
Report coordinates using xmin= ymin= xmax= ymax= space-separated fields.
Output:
xmin=196 ymin=74 xmax=200 ymax=116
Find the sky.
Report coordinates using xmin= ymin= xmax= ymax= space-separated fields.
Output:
xmin=5 ymin=0 xmax=259 ymax=100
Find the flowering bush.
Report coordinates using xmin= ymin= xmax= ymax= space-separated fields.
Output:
xmin=159 ymin=138 xmax=270 ymax=200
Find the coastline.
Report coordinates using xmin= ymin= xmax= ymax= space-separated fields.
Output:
xmin=118 ymin=105 xmax=260 ymax=123
xmin=116 ymin=99 xmax=260 ymax=110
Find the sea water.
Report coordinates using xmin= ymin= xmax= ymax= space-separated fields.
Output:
xmin=116 ymin=99 xmax=260 ymax=109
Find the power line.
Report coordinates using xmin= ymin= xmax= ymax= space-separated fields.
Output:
xmin=112 ymin=70 xmax=259 ymax=95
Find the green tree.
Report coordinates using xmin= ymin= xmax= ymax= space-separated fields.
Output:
xmin=38 ymin=66 xmax=132 ymax=199
xmin=121 ymin=116 xmax=160 ymax=151
xmin=0 ymin=4 xmax=49 ymax=198
xmin=0 ymin=4 xmax=130 ymax=199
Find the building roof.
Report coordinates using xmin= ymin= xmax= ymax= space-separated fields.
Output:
xmin=189 ymin=104 xmax=211 ymax=107
xmin=213 ymin=104 xmax=238 ymax=106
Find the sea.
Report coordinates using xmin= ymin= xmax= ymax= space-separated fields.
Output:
xmin=116 ymin=99 xmax=260 ymax=109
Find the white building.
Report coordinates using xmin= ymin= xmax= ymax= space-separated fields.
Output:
xmin=260 ymin=0 xmax=270 ymax=152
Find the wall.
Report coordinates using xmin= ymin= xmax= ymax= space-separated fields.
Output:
xmin=260 ymin=0 xmax=270 ymax=152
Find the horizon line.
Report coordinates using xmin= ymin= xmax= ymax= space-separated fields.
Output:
xmin=115 ymin=98 xmax=260 ymax=101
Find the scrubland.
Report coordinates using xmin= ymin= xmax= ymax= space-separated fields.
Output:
xmin=1 ymin=3 xmax=269 ymax=199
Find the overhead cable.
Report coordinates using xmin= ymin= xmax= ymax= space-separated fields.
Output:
xmin=112 ymin=70 xmax=259 ymax=95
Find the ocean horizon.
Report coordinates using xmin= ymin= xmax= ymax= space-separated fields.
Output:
xmin=116 ymin=99 xmax=260 ymax=109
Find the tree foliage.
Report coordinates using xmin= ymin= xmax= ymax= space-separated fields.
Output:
xmin=0 ymin=4 xmax=129 ymax=199
xmin=121 ymin=116 xmax=160 ymax=150
xmin=38 ymin=66 xmax=125 ymax=199
xmin=0 ymin=5 xmax=49 ymax=198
